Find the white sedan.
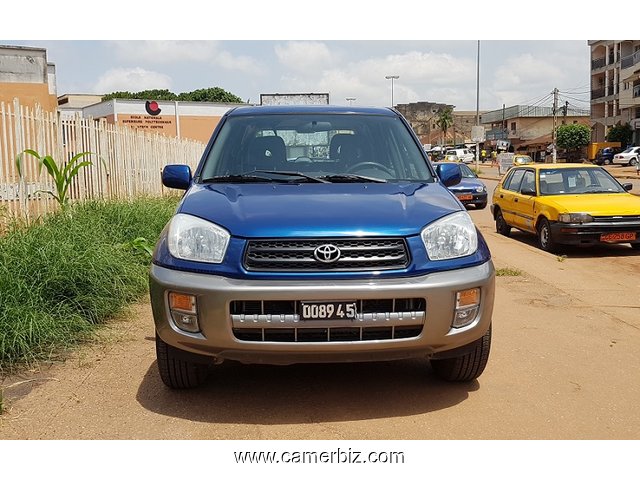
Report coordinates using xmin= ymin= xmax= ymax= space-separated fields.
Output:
xmin=612 ymin=146 xmax=640 ymax=166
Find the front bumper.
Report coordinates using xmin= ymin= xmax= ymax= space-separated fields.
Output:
xmin=454 ymin=191 xmax=488 ymax=206
xmin=549 ymin=221 xmax=640 ymax=246
xmin=149 ymin=261 xmax=495 ymax=365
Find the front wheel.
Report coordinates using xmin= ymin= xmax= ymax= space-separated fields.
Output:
xmin=156 ymin=335 xmax=209 ymax=389
xmin=431 ymin=325 xmax=491 ymax=382
xmin=629 ymin=157 xmax=638 ymax=167
xmin=537 ymin=218 xmax=558 ymax=253
xmin=495 ymin=209 xmax=511 ymax=236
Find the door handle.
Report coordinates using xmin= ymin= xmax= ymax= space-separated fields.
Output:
xmin=514 ymin=198 xmax=518 ymax=203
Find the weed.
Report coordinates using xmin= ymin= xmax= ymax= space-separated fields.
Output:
xmin=496 ymin=267 xmax=523 ymax=277
xmin=557 ymin=255 xmax=567 ymax=262
xmin=0 ymin=196 xmax=179 ymax=373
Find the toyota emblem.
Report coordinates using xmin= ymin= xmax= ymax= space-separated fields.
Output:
xmin=313 ymin=244 xmax=341 ymax=263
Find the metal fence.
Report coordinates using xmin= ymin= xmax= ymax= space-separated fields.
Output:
xmin=0 ymin=99 xmax=206 ymax=223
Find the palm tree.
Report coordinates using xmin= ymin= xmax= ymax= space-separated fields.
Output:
xmin=436 ymin=107 xmax=454 ymax=146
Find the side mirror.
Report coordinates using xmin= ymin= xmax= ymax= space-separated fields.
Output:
xmin=162 ymin=164 xmax=192 ymax=190
xmin=622 ymin=183 xmax=633 ymax=191
xmin=437 ymin=162 xmax=462 ymax=187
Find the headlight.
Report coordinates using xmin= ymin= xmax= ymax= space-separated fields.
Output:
xmin=558 ymin=213 xmax=593 ymax=224
xmin=475 ymin=186 xmax=486 ymax=193
xmin=168 ymin=213 xmax=230 ymax=263
xmin=421 ymin=211 xmax=478 ymax=260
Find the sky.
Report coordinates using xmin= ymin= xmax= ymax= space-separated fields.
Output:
xmin=0 ymin=39 xmax=592 ymax=113
xmin=1 ymin=2 xmax=631 ymax=115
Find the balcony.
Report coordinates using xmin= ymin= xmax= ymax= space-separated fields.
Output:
xmin=591 ymin=57 xmax=606 ymax=69
xmin=591 ymin=88 xmax=605 ymax=100
xmin=621 ymin=51 xmax=640 ymax=69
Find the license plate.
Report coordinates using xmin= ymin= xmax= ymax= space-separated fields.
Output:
xmin=456 ymin=194 xmax=473 ymax=201
xmin=600 ymin=232 xmax=636 ymax=243
xmin=300 ymin=301 xmax=358 ymax=320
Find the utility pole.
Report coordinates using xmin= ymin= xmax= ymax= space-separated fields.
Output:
xmin=552 ymin=88 xmax=558 ymax=163
xmin=563 ymin=100 xmax=569 ymax=118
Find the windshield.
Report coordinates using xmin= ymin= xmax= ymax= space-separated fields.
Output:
xmin=459 ymin=164 xmax=476 ymax=178
xmin=198 ymin=113 xmax=434 ymax=183
xmin=539 ymin=167 xmax=625 ymax=195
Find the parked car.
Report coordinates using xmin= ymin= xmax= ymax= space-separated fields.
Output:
xmin=444 ymin=152 xmax=459 ymax=162
xmin=444 ymin=148 xmax=474 ymax=164
xmin=150 ymin=105 xmax=495 ymax=388
xmin=594 ymin=147 xmax=620 ymax=165
xmin=436 ymin=162 xmax=487 ymax=209
xmin=491 ymin=163 xmax=640 ymax=252
xmin=612 ymin=146 xmax=640 ymax=166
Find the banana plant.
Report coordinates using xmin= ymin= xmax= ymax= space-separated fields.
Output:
xmin=15 ymin=149 xmax=96 ymax=210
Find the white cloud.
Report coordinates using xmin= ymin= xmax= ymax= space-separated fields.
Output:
xmin=110 ymin=41 xmax=221 ymax=63
xmin=93 ymin=67 xmax=172 ymax=93
xmin=275 ymin=41 xmax=335 ymax=72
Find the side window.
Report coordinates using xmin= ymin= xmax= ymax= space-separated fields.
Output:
xmin=520 ymin=170 xmax=535 ymax=193
xmin=505 ymin=169 xmax=525 ymax=192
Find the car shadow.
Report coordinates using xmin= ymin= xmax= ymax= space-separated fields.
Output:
xmin=136 ymin=359 xmax=479 ymax=425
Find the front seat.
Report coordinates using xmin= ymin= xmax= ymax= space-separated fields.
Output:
xmin=245 ymin=136 xmax=287 ymax=172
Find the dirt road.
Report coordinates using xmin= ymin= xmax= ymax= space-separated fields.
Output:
xmin=2 ymin=179 xmax=640 ymax=440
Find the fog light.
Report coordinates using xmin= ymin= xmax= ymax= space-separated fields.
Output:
xmin=170 ymin=312 xmax=200 ymax=333
xmin=168 ymin=292 xmax=200 ymax=333
xmin=453 ymin=288 xmax=480 ymax=328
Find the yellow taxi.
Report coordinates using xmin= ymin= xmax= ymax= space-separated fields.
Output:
xmin=491 ymin=163 xmax=640 ymax=252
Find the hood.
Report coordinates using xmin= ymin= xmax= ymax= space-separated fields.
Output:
xmin=448 ymin=178 xmax=485 ymax=192
xmin=178 ymin=182 xmax=461 ymax=238
xmin=542 ymin=192 xmax=640 ymax=216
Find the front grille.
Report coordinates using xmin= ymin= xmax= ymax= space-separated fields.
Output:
xmin=231 ymin=298 xmax=425 ymax=343
xmin=244 ymin=238 xmax=409 ymax=272
xmin=591 ymin=215 xmax=640 ymax=224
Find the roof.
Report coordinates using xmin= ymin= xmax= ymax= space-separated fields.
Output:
xmin=227 ymin=104 xmax=396 ymax=117
xmin=513 ymin=163 xmax=603 ymax=170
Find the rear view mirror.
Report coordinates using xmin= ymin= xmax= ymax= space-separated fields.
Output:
xmin=622 ymin=183 xmax=633 ymax=191
xmin=162 ymin=164 xmax=192 ymax=190
xmin=437 ymin=162 xmax=462 ymax=187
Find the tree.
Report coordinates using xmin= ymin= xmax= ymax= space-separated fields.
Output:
xmin=556 ymin=124 xmax=591 ymax=160
xmin=435 ymin=107 xmax=454 ymax=145
xmin=102 ymin=87 xmax=243 ymax=103
xmin=605 ymin=123 xmax=633 ymax=146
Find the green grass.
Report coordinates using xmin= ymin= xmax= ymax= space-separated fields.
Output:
xmin=0 ymin=196 xmax=178 ymax=373
xmin=496 ymin=267 xmax=523 ymax=277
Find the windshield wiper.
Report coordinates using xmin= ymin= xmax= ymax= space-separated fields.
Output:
xmin=253 ymin=170 xmax=330 ymax=183
xmin=320 ymin=174 xmax=388 ymax=183
xmin=200 ymin=173 xmax=290 ymax=183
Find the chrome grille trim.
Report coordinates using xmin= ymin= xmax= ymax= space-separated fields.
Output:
xmin=244 ymin=238 xmax=409 ymax=271
xmin=231 ymin=310 xmax=426 ymax=328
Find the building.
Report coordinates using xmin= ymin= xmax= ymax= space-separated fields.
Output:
xmin=589 ymin=40 xmax=640 ymax=144
xmin=0 ymin=45 xmax=57 ymax=110
xmin=77 ymin=99 xmax=244 ymax=144
xmin=481 ymin=105 xmax=590 ymax=159
xmin=396 ymin=102 xmax=487 ymax=147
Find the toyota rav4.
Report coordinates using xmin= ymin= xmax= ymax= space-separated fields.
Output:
xmin=150 ymin=105 xmax=495 ymax=388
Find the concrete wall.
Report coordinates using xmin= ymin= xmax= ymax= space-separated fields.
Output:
xmin=0 ymin=45 xmax=57 ymax=111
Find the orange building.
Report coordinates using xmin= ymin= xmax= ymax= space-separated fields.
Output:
xmin=0 ymin=45 xmax=58 ymax=111
xmin=77 ymin=98 xmax=244 ymax=144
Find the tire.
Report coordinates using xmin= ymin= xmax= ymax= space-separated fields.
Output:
xmin=155 ymin=335 xmax=208 ymax=389
xmin=431 ymin=325 xmax=491 ymax=382
xmin=605 ymin=158 xmax=612 ymax=165
xmin=476 ymin=201 xmax=487 ymax=210
xmin=537 ymin=218 xmax=558 ymax=253
xmin=629 ymin=157 xmax=638 ymax=167
xmin=495 ymin=208 xmax=511 ymax=236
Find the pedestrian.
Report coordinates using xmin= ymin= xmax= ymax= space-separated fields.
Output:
xmin=491 ymin=150 xmax=497 ymax=167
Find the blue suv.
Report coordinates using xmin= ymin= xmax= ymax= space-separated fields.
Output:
xmin=150 ymin=105 xmax=495 ymax=388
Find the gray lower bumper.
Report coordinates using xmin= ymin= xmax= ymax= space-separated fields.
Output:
xmin=149 ymin=262 xmax=495 ymax=365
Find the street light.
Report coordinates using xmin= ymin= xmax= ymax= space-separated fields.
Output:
xmin=346 ymin=97 xmax=356 ymax=106
xmin=385 ymin=75 xmax=399 ymax=107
